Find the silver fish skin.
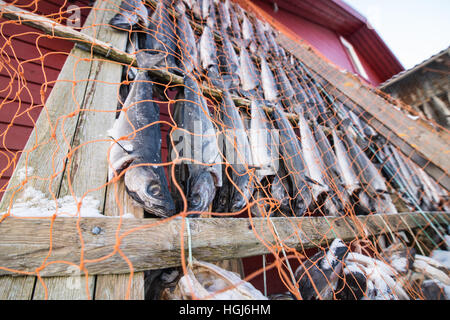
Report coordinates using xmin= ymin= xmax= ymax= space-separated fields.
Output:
xmin=342 ymin=131 xmax=388 ymax=194
xmin=109 ymin=0 xmax=148 ymax=30
xmin=233 ymin=2 xmax=246 ymax=22
xmin=201 ymin=0 xmax=211 ymax=20
xmin=221 ymin=33 xmax=241 ymax=89
xmin=211 ymin=118 xmax=232 ymax=213
xmin=239 ymin=46 xmax=259 ymax=91
xmin=298 ymin=114 xmax=330 ymax=201
xmin=242 ymin=14 xmax=255 ymax=47
xmin=171 ymin=75 xmax=222 ymax=212
xmin=285 ymin=66 xmax=308 ymax=104
xmin=175 ymin=4 xmax=199 ymax=73
xmin=388 ymin=145 xmax=420 ymax=203
xmin=271 ymin=163 xmax=292 ymax=215
xmin=219 ymin=90 xmax=254 ymax=211
xmin=249 ymin=100 xmax=277 ymax=178
xmin=265 ymin=28 xmax=280 ymax=56
xmin=274 ymin=64 xmax=296 ymax=112
xmin=272 ymin=104 xmax=313 ymax=216
xmin=109 ymin=71 xmax=175 ymax=217
xmin=260 ymin=55 xmax=279 ymax=102
xmin=312 ymin=124 xmax=349 ymax=216
xmin=218 ymin=1 xmax=231 ymax=32
xmin=227 ymin=1 xmax=242 ymax=39
xmin=332 ymin=129 xmax=361 ymax=195
xmin=146 ymin=0 xmax=178 ymax=70
xmin=200 ymin=25 xmax=219 ymax=70
xmin=253 ymin=18 xmax=269 ymax=53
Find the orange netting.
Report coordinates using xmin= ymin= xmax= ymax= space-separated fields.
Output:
xmin=0 ymin=0 xmax=449 ymax=300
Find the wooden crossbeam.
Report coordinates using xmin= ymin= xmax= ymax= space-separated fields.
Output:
xmin=0 ymin=212 xmax=448 ymax=277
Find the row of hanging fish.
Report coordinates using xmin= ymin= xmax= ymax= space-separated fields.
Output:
xmin=107 ymin=0 xmax=448 ymax=218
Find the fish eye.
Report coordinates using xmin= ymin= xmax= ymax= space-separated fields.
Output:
xmin=190 ymin=194 xmax=201 ymax=207
xmin=147 ymin=183 xmax=161 ymax=197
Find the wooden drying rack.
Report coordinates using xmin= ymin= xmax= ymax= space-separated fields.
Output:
xmin=0 ymin=0 xmax=449 ymax=300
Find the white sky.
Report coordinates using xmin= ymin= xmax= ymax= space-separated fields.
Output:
xmin=344 ymin=0 xmax=450 ymax=70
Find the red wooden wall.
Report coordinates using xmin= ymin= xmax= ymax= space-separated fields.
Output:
xmin=0 ymin=0 xmax=91 ymax=198
xmin=252 ymin=0 xmax=385 ymax=86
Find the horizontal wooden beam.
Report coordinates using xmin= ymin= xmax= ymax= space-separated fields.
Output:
xmin=0 ymin=212 xmax=448 ymax=277
xmin=277 ymin=33 xmax=450 ymax=191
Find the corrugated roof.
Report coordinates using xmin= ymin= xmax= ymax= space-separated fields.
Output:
xmin=379 ymin=46 xmax=450 ymax=89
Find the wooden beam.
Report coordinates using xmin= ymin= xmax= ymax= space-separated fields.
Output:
xmin=276 ymin=33 xmax=450 ymax=191
xmin=0 ymin=213 xmax=448 ymax=277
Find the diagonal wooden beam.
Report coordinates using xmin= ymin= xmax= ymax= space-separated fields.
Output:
xmin=0 ymin=212 xmax=448 ymax=277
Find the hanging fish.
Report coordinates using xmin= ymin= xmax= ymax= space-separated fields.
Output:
xmin=274 ymin=62 xmax=296 ymax=113
xmin=298 ymin=114 xmax=330 ymax=208
xmin=260 ymin=55 xmax=279 ymax=102
xmin=144 ymin=0 xmax=179 ymax=71
xmin=340 ymin=127 xmax=397 ymax=214
xmin=109 ymin=0 xmax=148 ymax=30
xmin=332 ymin=129 xmax=361 ymax=196
xmin=332 ymin=129 xmax=372 ymax=215
xmin=170 ymin=74 xmax=222 ymax=213
xmin=311 ymin=123 xmax=349 ymax=216
xmin=118 ymin=32 xmax=141 ymax=105
xmin=271 ymin=104 xmax=313 ymax=216
xmin=265 ymin=27 xmax=280 ymax=57
xmin=221 ymin=33 xmax=241 ymax=90
xmin=253 ymin=18 xmax=269 ymax=53
xmin=217 ymin=90 xmax=254 ymax=212
xmin=218 ymin=1 xmax=231 ymax=33
xmin=175 ymin=2 xmax=199 ymax=73
xmin=199 ymin=24 xmax=226 ymax=89
xmin=201 ymin=0 xmax=211 ymax=20
xmin=270 ymin=161 xmax=292 ymax=215
xmin=227 ymin=0 xmax=242 ymax=40
xmin=108 ymin=70 xmax=175 ymax=217
xmin=239 ymin=46 xmax=259 ymax=94
xmin=241 ymin=14 xmax=255 ymax=48
xmin=249 ymin=101 xmax=278 ymax=179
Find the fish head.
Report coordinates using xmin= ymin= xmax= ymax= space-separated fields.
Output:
xmin=230 ymin=173 xmax=252 ymax=212
xmin=293 ymin=196 xmax=308 ymax=216
xmin=187 ymin=170 xmax=216 ymax=212
xmin=212 ymin=181 xmax=230 ymax=212
xmin=124 ymin=164 xmax=176 ymax=217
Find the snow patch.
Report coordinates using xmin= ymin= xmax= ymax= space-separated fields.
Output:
xmin=1 ymin=183 xmax=103 ymax=218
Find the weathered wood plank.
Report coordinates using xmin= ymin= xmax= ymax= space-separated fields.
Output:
xmin=276 ymin=33 xmax=450 ymax=191
xmin=0 ymin=213 xmax=448 ymax=277
xmin=94 ymin=181 xmax=145 ymax=300
xmin=32 ymin=274 xmax=96 ymax=300
xmin=32 ymin=0 xmax=130 ymax=300
xmin=0 ymin=276 xmax=35 ymax=300
xmin=0 ymin=0 xmax=106 ymax=300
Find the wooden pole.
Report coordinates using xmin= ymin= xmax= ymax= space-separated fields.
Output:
xmin=0 ymin=212 xmax=448 ymax=277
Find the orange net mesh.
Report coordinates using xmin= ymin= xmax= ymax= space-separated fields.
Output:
xmin=0 ymin=0 xmax=449 ymax=300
